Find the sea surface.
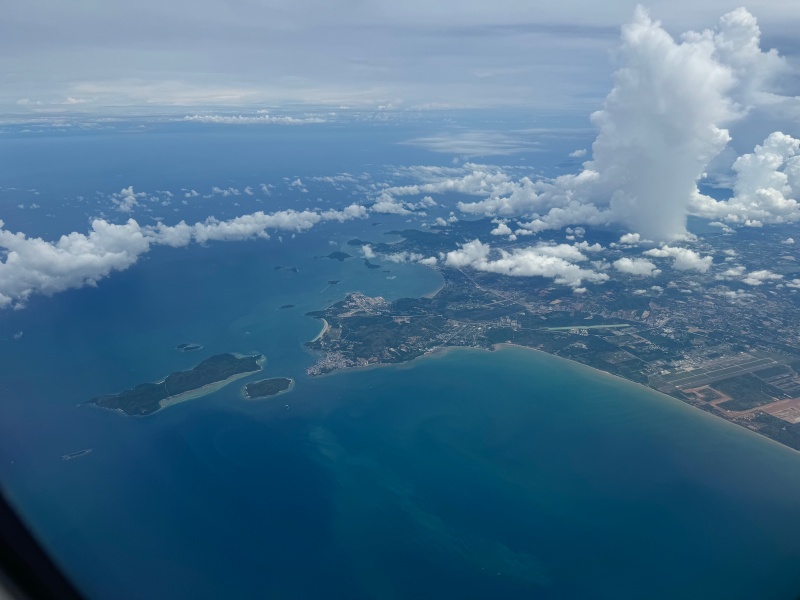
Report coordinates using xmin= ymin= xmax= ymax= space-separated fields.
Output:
xmin=1 ymin=121 xmax=800 ymax=599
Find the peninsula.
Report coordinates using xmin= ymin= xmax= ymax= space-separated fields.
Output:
xmin=305 ymin=222 xmax=800 ymax=452
xmin=87 ymin=353 xmax=263 ymax=416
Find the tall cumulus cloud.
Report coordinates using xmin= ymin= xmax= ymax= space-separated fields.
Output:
xmin=379 ymin=7 xmax=796 ymax=241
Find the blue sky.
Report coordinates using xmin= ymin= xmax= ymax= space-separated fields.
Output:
xmin=3 ymin=1 xmax=800 ymax=115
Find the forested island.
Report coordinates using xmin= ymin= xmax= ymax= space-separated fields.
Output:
xmin=244 ymin=377 xmax=293 ymax=400
xmin=87 ymin=353 xmax=263 ymax=416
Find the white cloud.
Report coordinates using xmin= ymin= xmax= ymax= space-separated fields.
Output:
xmin=403 ymin=131 xmax=538 ymax=157
xmin=444 ymin=239 xmax=608 ymax=288
xmin=613 ymin=257 xmax=661 ymax=276
xmin=0 ymin=218 xmax=150 ymax=309
xmin=0 ymin=204 xmax=367 ymax=309
xmin=112 ymin=186 xmax=146 ymax=212
xmin=573 ymin=241 xmax=603 ymax=253
xmin=716 ymin=265 xmax=746 ymax=280
xmin=618 ymin=233 xmax=642 ymax=245
xmin=741 ymin=269 xmax=783 ymax=286
xmin=693 ymin=132 xmax=800 ymax=224
xmin=643 ymin=245 xmax=713 ymax=272
xmin=365 ymin=8 xmax=794 ymax=241
xmin=569 ymin=149 xmax=588 ymax=158
xmin=490 ymin=221 xmax=513 ymax=237
xmin=212 ymin=186 xmax=241 ymax=197
xmin=371 ymin=196 xmax=413 ymax=215
xmin=783 ymin=237 xmax=795 ymax=244
xmin=384 ymin=252 xmax=426 ymax=263
xmin=182 ymin=113 xmax=325 ymax=125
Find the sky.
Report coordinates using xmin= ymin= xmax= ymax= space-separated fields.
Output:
xmin=3 ymin=1 xmax=800 ymax=114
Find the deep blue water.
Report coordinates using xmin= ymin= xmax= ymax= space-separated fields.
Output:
xmin=1 ymin=121 xmax=800 ymax=599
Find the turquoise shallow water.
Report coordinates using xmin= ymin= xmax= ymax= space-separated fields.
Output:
xmin=0 ymin=234 xmax=799 ymax=599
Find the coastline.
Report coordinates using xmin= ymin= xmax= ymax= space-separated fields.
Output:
xmin=311 ymin=319 xmax=330 ymax=342
xmin=493 ymin=342 xmax=800 ymax=456
xmin=309 ymin=339 xmax=800 ymax=455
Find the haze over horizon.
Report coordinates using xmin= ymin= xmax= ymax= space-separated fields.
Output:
xmin=2 ymin=1 xmax=800 ymax=114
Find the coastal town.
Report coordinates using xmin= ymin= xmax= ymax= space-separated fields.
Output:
xmin=305 ymin=221 xmax=800 ymax=451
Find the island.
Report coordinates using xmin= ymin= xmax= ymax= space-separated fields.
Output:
xmin=364 ymin=259 xmax=381 ymax=269
xmin=274 ymin=265 xmax=299 ymax=273
xmin=279 ymin=304 xmax=295 ymax=309
xmin=62 ymin=449 xmax=92 ymax=461
xmin=244 ymin=377 xmax=293 ymax=400
xmin=86 ymin=353 xmax=263 ymax=416
xmin=176 ymin=343 xmax=203 ymax=352
xmin=317 ymin=251 xmax=352 ymax=262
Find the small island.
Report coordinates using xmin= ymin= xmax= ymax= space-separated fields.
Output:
xmin=62 ymin=449 xmax=92 ymax=461
xmin=176 ymin=343 xmax=203 ymax=352
xmin=364 ymin=259 xmax=381 ymax=269
xmin=274 ymin=265 xmax=299 ymax=273
xmin=87 ymin=353 xmax=263 ymax=416
xmin=279 ymin=304 xmax=295 ymax=309
xmin=317 ymin=251 xmax=352 ymax=262
xmin=244 ymin=377 xmax=294 ymax=400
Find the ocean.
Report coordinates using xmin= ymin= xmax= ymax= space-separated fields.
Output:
xmin=1 ymin=120 xmax=800 ymax=599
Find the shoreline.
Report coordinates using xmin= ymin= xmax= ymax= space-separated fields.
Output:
xmin=310 ymin=319 xmax=330 ymax=342
xmin=421 ymin=282 xmax=444 ymax=299
xmin=491 ymin=342 xmax=800 ymax=455
xmin=308 ymin=341 xmax=800 ymax=455
xmin=158 ymin=354 xmax=265 ymax=411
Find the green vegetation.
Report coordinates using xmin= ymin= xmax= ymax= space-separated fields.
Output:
xmin=245 ymin=378 xmax=293 ymax=399
xmin=751 ymin=413 xmax=800 ymax=451
xmin=88 ymin=353 xmax=262 ymax=416
xmin=176 ymin=343 xmax=203 ymax=352
xmin=713 ymin=374 xmax=786 ymax=411
xmin=319 ymin=251 xmax=351 ymax=261
xmin=753 ymin=365 xmax=791 ymax=379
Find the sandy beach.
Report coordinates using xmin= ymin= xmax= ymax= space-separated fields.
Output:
xmin=158 ymin=354 xmax=265 ymax=410
xmin=310 ymin=318 xmax=330 ymax=342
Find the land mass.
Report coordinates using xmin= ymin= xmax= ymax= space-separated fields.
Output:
xmin=62 ymin=449 xmax=92 ymax=461
xmin=244 ymin=377 xmax=293 ymax=400
xmin=306 ymin=222 xmax=800 ymax=452
xmin=176 ymin=343 xmax=203 ymax=352
xmin=87 ymin=353 xmax=263 ymax=416
xmin=317 ymin=251 xmax=352 ymax=262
